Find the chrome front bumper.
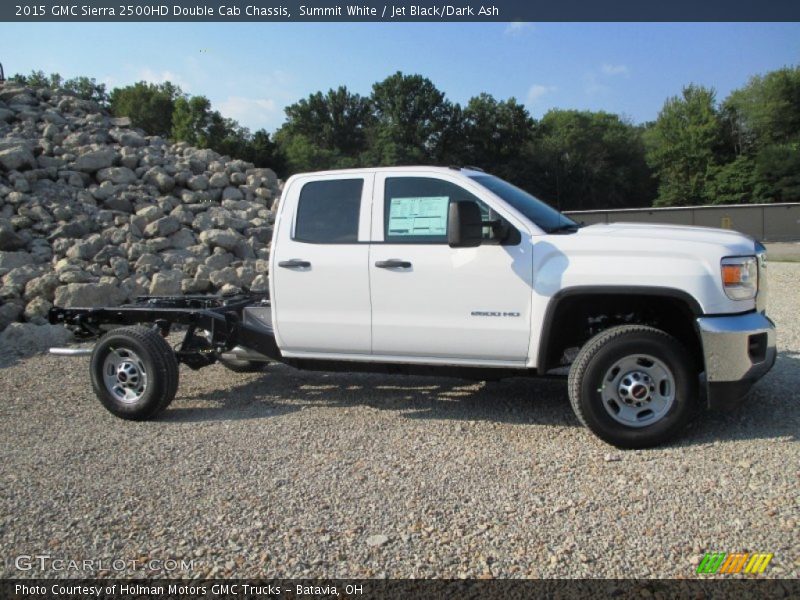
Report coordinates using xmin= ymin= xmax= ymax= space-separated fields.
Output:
xmin=696 ymin=311 xmax=777 ymax=408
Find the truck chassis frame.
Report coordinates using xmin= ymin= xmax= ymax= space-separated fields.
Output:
xmin=49 ymin=293 xmax=282 ymax=370
xmin=48 ymin=294 xmax=537 ymax=380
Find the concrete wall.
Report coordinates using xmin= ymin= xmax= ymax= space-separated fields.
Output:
xmin=564 ymin=203 xmax=800 ymax=241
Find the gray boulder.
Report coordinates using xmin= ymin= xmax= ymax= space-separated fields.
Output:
xmin=149 ymin=269 xmax=184 ymax=296
xmin=144 ymin=216 xmax=180 ymax=238
xmin=74 ymin=148 xmax=117 ymax=172
xmin=110 ymin=128 xmax=146 ymax=147
xmin=42 ymin=110 xmax=66 ymax=125
xmin=187 ymin=174 xmax=209 ymax=191
xmin=0 ymin=251 xmax=34 ymax=272
xmin=24 ymin=297 xmax=53 ymax=325
xmin=103 ymin=194 xmax=133 ymax=213
xmin=143 ymin=167 xmax=175 ymax=193
xmin=0 ymin=322 xmax=73 ymax=356
xmin=199 ymin=228 xmax=241 ymax=251
xmin=54 ymin=282 xmax=125 ymax=307
xmin=0 ymin=301 xmax=24 ymax=331
xmin=96 ymin=166 xmax=137 ymax=185
xmin=208 ymin=172 xmax=229 ymax=188
xmin=222 ymin=186 xmax=244 ymax=201
xmin=134 ymin=253 xmax=164 ymax=275
xmin=2 ymin=264 xmax=44 ymax=296
xmin=66 ymin=234 xmax=104 ymax=260
xmin=205 ymin=248 xmax=234 ymax=270
xmin=24 ymin=272 xmax=60 ymax=302
xmin=250 ymin=274 xmax=269 ymax=292
xmin=169 ymin=228 xmax=196 ymax=249
xmin=0 ymin=146 xmax=36 ymax=171
xmin=0 ymin=221 xmax=26 ymax=251
xmin=209 ymin=266 xmax=241 ymax=288
xmin=135 ymin=205 xmax=163 ymax=224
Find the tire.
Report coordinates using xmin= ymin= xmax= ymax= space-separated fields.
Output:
xmin=568 ymin=325 xmax=698 ymax=449
xmin=218 ymin=356 xmax=270 ymax=373
xmin=90 ymin=326 xmax=179 ymax=420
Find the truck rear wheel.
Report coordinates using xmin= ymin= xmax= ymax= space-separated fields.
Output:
xmin=568 ymin=325 xmax=697 ymax=449
xmin=90 ymin=326 xmax=179 ymax=420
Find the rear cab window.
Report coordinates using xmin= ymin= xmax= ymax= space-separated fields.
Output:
xmin=294 ymin=178 xmax=364 ymax=243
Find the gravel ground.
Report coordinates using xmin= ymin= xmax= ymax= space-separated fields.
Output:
xmin=0 ymin=264 xmax=798 ymax=580
xmin=765 ymin=242 xmax=800 ymax=262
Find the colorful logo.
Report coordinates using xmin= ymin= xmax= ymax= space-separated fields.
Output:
xmin=696 ymin=552 xmax=773 ymax=574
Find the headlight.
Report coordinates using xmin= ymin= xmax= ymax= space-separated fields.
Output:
xmin=721 ymin=256 xmax=758 ymax=300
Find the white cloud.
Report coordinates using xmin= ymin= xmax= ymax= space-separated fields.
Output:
xmin=504 ymin=22 xmax=532 ymax=36
xmin=136 ymin=68 xmax=191 ymax=91
xmin=601 ymin=63 xmax=629 ymax=76
xmin=584 ymin=73 xmax=610 ymax=97
xmin=217 ymin=96 xmax=279 ymax=131
xmin=527 ymin=84 xmax=557 ymax=104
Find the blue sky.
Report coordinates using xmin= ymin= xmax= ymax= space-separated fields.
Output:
xmin=2 ymin=22 xmax=799 ymax=132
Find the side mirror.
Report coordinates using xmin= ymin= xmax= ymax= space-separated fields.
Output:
xmin=448 ymin=201 xmax=483 ymax=248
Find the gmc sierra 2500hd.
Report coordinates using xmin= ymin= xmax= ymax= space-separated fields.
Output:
xmin=49 ymin=167 xmax=776 ymax=448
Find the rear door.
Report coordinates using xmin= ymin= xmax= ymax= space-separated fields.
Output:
xmin=369 ymin=172 xmax=534 ymax=363
xmin=271 ymin=174 xmax=373 ymax=354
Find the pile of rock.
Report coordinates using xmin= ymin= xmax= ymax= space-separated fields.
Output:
xmin=0 ymin=81 xmax=281 ymax=336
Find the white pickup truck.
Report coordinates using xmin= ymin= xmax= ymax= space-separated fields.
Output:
xmin=50 ymin=167 xmax=776 ymax=448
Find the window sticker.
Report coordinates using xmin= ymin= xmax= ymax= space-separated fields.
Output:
xmin=387 ymin=196 xmax=449 ymax=237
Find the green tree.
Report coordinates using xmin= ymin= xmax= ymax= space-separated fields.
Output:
xmin=276 ymin=86 xmax=373 ymax=172
xmin=369 ymin=72 xmax=460 ymax=164
xmin=460 ymin=93 xmax=533 ymax=181
xmin=715 ymin=66 xmax=800 ymax=203
xmin=171 ymin=95 xmax=211 ymax=145
xmin=109 ymin=81 xmax=181 ymax=137
xmin=705 ymin=156 xmax=758 ymax=205
xmin=723 ymin=66 xmax=800 ymax=152
xmin=644 ymin=85 xmax=726 ymax=206
xmin=246 ymin=129 xmax=284 ymax=170
xmin=11 ymin=70 xmax=61 ymax=88
xmin=753 ymin=143 xmax=800 ymax=202
xmin=62 ymin=76 xmax=108 ymax=105
xmin=526 ymin=110 xmax=654 ymax=210
xmin=11 ymin=71 xmax=106 ymax=104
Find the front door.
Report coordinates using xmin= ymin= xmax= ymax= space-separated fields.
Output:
xmin=369 ymin=173 xmax=533 ymax=363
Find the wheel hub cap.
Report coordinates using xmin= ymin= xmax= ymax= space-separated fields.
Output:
xmin=103 ymin=348 xmax=148 ymax=404
xmin=617 ymin=371 xmax=655 ymax=407
xmin=601 ymin=355 xmax=675 ymax=428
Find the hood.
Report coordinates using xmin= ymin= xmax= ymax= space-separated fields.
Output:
xmin=575 ymin=222 xmax=757 ymax=254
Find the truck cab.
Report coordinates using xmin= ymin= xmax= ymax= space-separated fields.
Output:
xmin=50 ymin=167 xmax=777 ymax=448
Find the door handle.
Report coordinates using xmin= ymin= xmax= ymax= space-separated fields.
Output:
xmin=375 ymin=259 xmax=412 ymax=269
xmin=278 ymin=259 xmax=311 ymax=268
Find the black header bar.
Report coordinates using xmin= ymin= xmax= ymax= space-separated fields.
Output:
xmin=3 ymin=579 xmax=800 ymax=599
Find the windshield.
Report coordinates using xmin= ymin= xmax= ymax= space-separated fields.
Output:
xmin=469 ymin=174 xmax=578 ymax=233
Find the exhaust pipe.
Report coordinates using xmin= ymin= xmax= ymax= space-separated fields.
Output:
xmin=49 ymin=347 xmax=93 ymax=357
xmin=219 ymin=346 xmax=270 ymax=362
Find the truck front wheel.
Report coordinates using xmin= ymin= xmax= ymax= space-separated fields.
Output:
xmin=90 ymin=326 xmax=179 ymax=420
xmin=568 ymin=325 xmax=697 ymax=449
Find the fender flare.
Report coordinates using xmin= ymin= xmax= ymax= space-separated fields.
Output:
xmin=536 ymin=285 xmax=704 ymax=374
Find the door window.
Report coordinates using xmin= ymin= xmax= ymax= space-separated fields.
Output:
xmin=383 ymin=177 xmax=512 ymax=244
xmin=294 ymin=179 xmax=363 ymax=243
